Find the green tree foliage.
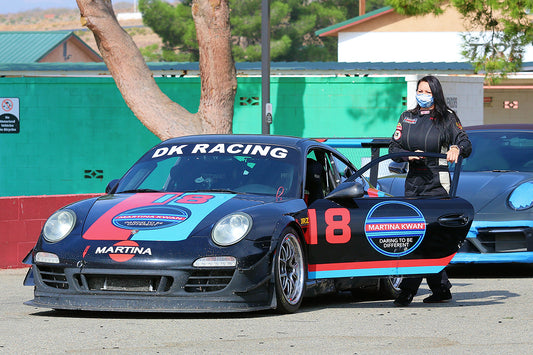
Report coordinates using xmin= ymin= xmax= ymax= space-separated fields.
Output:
xmin=386 ymin=0 xmax=533 ymax=81
xmin=139 ymin=0 xmax=386 ymax=62
xmin=139 ymin=0 xmax=198 ymax=61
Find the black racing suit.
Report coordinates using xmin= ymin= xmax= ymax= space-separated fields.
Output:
xmin=388 ymin=108 xmax=471 ymax=295
xmin=389 ymin=109 xmax=472 ymax=197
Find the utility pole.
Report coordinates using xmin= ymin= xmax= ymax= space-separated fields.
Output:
xmin=359 ymin=0 xmax=366 ymax=15
xmin=261 ymin=0 xmax=271 ymax=134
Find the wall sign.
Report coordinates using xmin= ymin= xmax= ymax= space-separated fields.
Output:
xmin=0 ymin=98 xmax=20 ymax=133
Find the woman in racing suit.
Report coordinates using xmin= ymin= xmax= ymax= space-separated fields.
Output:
xmin=389 ymin=75 xmax=472 ymax=306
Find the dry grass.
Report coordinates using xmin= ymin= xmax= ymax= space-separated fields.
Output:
xmin=0 ymin=5 xmax=162 ymax=55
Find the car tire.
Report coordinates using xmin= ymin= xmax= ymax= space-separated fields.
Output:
xmin=274 ymin=228 xmax=306 ymax=313
xmin=377 ymin=276 xmax=402 ymax=299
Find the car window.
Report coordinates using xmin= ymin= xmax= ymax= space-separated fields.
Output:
xmin=331 ymin=154 xmax=357 ymax=183
xmin=116 ymin=144 xmax=300 ymax=199
xmin=305 ymin=149 xmax=363 ymax=204
xmin=460 ymin=131 xmax=533 ymax=172
xmin=305 ymin=149 xmax=340 ymax=203
xmin=140 ymin=157 xmax=179 ymax=189
xmin=323 ymin=153 xmax=339 ymax=190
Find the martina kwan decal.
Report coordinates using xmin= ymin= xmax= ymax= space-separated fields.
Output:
xmin=112 ymin=205 xmax=190 ymax=230
xmin=152 ymin=143 xmax=289 ymax=159
xmin=364 ymin=201 xmax=426 ymax=257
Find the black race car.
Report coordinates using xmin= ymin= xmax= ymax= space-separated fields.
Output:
xmin=23 ymin=135 xmax=473 ymax=313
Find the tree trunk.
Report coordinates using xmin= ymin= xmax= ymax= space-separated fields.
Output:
xmin=76 ymin=0 xmax=236 ymax=140
xmin=192 ymin=0 xmax=237 ymax=134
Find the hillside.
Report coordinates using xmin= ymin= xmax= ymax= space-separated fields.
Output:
xmin=0 ymin=3 xmax=163 ymax=57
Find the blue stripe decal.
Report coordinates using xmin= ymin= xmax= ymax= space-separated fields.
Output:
xmin=322 ymin=138 xmax=373 ymax=148
xmin=131 ymin=193 xmax=235 ymax=242
xmin=152 ymin=194 xmax=178 ymax=204
xmin=366 ymin=216 xmax=423 ymax=223
xmin=308 ymin=266 xmax=445 ymax=279
xmin=367 ymin=231 xmax=424 ymax=237
xmin=469 ymin=220 xmax=533 ymax=229
xmin=451 ymin=252 xmax=533 ymax=264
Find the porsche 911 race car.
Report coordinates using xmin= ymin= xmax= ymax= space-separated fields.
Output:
xmin=23 ymin=134 xmax=473 ymax=313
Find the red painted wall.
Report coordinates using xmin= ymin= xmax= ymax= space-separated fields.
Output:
xmin=0 ymin=194 xmax=102 ymax=269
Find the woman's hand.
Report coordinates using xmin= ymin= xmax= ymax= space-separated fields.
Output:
xmin=409 ymin=149 xmax=424 ymax=161
xmin=447 ymin=145 xmax=460 ymax=163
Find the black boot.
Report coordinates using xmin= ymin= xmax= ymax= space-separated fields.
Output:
xmin=394 ymin=291 xmax=414 ymax=307
xmin=423 ymin=288 xmax=452 ymax=303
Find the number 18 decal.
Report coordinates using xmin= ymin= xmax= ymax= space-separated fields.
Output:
xmin=306 ymin=208 xmax=351 ymax=245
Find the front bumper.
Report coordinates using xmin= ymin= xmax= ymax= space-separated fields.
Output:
xmin=25 ymin=253 xmax=275 ymax=313
xmin=451 ymin=221 xmax=533 ymax=264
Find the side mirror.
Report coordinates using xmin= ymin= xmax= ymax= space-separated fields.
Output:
xmin=388 ymin=161 xmax=408 ymax=174
xmin=105 ymin=179 xmax=119 ymax=194
xmin=326 ymin=181 xmax=365 ymax=200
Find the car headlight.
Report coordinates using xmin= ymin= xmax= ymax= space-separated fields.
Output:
xmin=211 ymin=212 xmax=252 ymax=246
xmin=508 ymin=181 xmax=533 ymax=211
xmin=43 ymin=209 xmax=77 ymax=242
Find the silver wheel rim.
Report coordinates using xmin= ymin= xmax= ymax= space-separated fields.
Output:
xmin=390 ymin=276 xmax=402 ymax=290
xmin=277 ymin=233 xmax=304 ymax=305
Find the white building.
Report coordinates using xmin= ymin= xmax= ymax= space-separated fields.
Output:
xmin=316 ymin=6 xmax=533 ymax=125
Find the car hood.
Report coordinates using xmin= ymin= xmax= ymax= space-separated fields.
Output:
xmin=456 ymin=171 xmax=532 ymax=213
xmin=80 ymin=192 xmax=281 ymax=242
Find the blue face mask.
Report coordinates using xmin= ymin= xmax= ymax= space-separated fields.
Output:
xmin=416 ymin=93 xmax=434 ymax=108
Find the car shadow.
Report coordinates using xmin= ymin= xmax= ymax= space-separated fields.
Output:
xmin=30 ymin=308 xmax=275 ymax=319
xmin=297 ymin=263 xmax=531 ymax=312
xmin=297 ymin=287 xmax=521 ymax=312
xmin=29 ymin=264 xmax=532 ymax=318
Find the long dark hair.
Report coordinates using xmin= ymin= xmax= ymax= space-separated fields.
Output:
xmin=411 ymin=75 xmax=457 ymax=145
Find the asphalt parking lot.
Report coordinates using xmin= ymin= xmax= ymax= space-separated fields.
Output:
xmin=1 ymin=265 xmax=532 ymax=354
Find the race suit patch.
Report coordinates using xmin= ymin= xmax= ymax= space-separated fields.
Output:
xmin=393 ymin=129 xmax=402 ymax=140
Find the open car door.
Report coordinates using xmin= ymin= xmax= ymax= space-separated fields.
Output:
xmin=305 ymin=152 xmax=474 ymax=280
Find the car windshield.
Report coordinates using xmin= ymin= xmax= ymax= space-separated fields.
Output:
xmin=460 ymin=130 xmax=533 ymax=172
xmin=115 ymin=143 xmax=300 ymax=198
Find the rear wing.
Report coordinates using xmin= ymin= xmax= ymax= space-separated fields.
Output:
xmin=318 ymin=138 xmax=390 ymax=186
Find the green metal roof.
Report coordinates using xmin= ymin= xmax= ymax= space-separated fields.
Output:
xmin=315 ymin=7 xmax=393 ymax=37
xmin=0 ymin=31 xmax=98 ymax=63
xmin=0 ymin=61 xmax=477 ymax=75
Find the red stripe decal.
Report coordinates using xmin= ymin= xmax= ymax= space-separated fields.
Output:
xmin=308 ymin=254 xmax=455 ymax=272
xmin=83 ymin=193 xmax=179 ymax=240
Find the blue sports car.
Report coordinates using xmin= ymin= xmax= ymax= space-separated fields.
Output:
xmin=448 ymin=124 xmax=533 ymax=264
xmin=23 ymin=135 xmax=473 ymax=313
xmin=328 ymin=124 xmax=533 ymax=265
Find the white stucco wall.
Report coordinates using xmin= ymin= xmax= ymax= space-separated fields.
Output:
xmin=339 ymin=32 xmax=533 ymax=63
xmin=404 ymin=75 xmax=484 ymax=127
xmin=339 ymin=32 xmax=466 ymax=62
